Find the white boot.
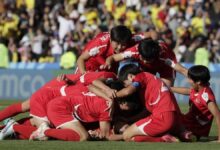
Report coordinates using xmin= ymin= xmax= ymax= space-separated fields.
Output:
xmin=29 ymin=122 xmax=50 ymax=141
xmin=0 ymin=118 xmax=17 ymax=140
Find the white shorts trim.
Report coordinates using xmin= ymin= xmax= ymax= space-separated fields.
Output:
xmin=60 ymin=85 xmax=67 ymax=96
xmin=137 ymin=119 xmax=152 ymax=135
xmin=30 ymin=114 xmax=49 ymax=122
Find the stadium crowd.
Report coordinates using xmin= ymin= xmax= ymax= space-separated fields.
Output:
xmin=0 ymin=0 xmax=220 ymax=69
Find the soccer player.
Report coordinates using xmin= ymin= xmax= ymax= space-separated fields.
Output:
xmin=30 ymin=71 xmax=117 ymax=128
xmin=76 ymin=25 xmax=144 ymax=74
xmin=170 ymin=65 xmax=220 ymax=142
xmin=101 ymin=38 xmax=177 ymax=87
xmin=0 ymin=71 xmax=117 ymax=123
xmin=0 ymin=81 xmax=145 ymax=141
xmin=0 ymin=73 xmax=80 ymax=122
xmin=6 ymin=81 xmax=137 ymax=141
xmin=114 ymin=64 xmax=182 ymax=142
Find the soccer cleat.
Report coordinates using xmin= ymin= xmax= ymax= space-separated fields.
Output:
xmin=161 ymin=134 xmax=180 ymax=142
xmin=0 ymin=118 xmax=17 ymax=140
xmin=29 ymin=122 xmax=50 ymax=141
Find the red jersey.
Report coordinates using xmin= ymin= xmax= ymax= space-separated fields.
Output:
xmin=182 ymin=86 xmax=215 ymax=137
xmin=132 ymin=72 xmax=178 ymax=114
xmin=60 ymin=71 xmax=117 ymax=96
xmin=122 ymin=41 xmax=177 ymax=79
xmin=80 ymin=32 xmax=144 ymax=73
xmin=42 ymin=74 xmax=81 ymax=89
xmin=66 ymin=95 xmax=110 ymax=122
xmin=188 ymin=87 xmax=215 ymax=123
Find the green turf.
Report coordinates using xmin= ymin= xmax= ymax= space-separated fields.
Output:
xmin=0 ymin=100 xmax=220 ymax=150
xmin=0 ymin=141 xmax=220 ymax=150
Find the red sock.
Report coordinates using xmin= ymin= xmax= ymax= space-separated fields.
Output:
xmin=133 ymin=135 xmax=163 ymax=142
xmin=45 ymin=129 xmax=80 ymax=141
xmin=13 ymin=124 xmax=37 ymax=139
xmin=0 ymin=103 xmax=22 ymax=121
xmin=17 ymin=117 xmax=32 ymax=126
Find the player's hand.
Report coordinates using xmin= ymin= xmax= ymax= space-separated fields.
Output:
xmin=105 ymin=89 xmax=117 ymax=99
xmin=100 ymin=63 xmax=111 ymax=70
xmin=57 ymin=74 xmax=74 ymax=85
xmin=57 ymin=74 xmax=66 ymax=82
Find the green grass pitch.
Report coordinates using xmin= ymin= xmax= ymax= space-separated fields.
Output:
xmin=0 ymin=100 xmax=220 ymax=150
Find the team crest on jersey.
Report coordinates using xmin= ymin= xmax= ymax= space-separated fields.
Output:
xmin=202 ymin=92 xmax=209 ymax=102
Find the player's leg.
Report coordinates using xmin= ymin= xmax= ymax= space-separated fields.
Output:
xmin=21 ymin=99 xmax=30 ymax=112
xmin=0 ymin=99 xmax=30 ymax=122
xmin=123 ymin=112 xmax=179 ymax=142
xmin=122 ymin=123 xmax=144 ymax=141
xmin=45 ymin=97 xmax=89 ymax=141
xmin=53 ymin=121 xmax=88 ymax=141
xmin=29 ymin=88 xmax=61 ymax=127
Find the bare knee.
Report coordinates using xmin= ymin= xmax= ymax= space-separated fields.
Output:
xmin=22 ymin=99 xmax=30 ymax=112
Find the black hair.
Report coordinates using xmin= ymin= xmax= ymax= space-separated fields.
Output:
xmin=138 ymin=38 xmax=160 ymax=61
xmin=105 ymin=80 xmax=124 ymax=91
xmin=188 ymin=65 xmax=210 ymax=85
xmin=118 ymin=64 xmax=141 ymax=81
xmin=107 ymin=80 xmax=140 ymax=109
xmin=117 ymin=92 xmax=140 ymax=111
xmin=110 ymin=25 xmax=132 ymax=44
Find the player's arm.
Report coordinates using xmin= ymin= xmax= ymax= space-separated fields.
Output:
xmin=92 ymin=79 xmax=117 ymax=99
xmin=116 ymin=85 xmax=137 ymax=98
xmin=174 ymin=63 xmax=188 ymax=77
xmin=108 ymin=134 xmax=124 ymax=141
xmin=170 ymin=87 xmax=190 ymax=95
xmin=207 ymin=102 xmax=220 ymax=142
xmin=164 ymin=59 xmax=188 ymax=77
xmin=57 ymin=74 xmax=76 ymax=85
xmin=88 ymin=85 xmax=112 ymax=101
xmin=161 ymin=78 xmax=174 ymax=87
xmin=99 ymin=121 xmax=111 ymax=140
xmin=76 ymin=51 xmax=90 ymax=74
xmin=100 ymin=53 xmax=124 ymax=70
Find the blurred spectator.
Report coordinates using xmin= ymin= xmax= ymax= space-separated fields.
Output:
xmin=57 ymin=10 xmax=75 ymax=44
xmin=191 ymin=8 xmax=211 ymax=37
xmin=8 ymin=37 xmax=20 ymax=63
xmin=31 ymin=28 xmax=45 ymax=62
xmin=60 ymin=47 xmax=77 ymax=69
xmin=194 ymin=36 xmax=210 ymax=67
xmin=38 ymin=49 xmax=54 ymax=63
xmin=0 ymin=38 xmax=9 ymax=68
xmin=50 ymin=35 xmax=62 ymax=62
xmin=0 ymin=0 xmax=219 ymax=68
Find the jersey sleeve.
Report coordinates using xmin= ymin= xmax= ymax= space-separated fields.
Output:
xmin=121 ymin=44 xmax=139 ymax=59
xmin=79 ymin=72 xmax=117 ymax=85
xmin=132 ymin=74 xmax=144 ymax=88
xmin=159 ymin=41 xmax=177 ymax=62
xmin=201 ymin=88 xmax=216 ymax=104
xmin=157 ymin=42 xmax=177 ymax=79
xmin=83 ymin=33 xmax=110 ymax=57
